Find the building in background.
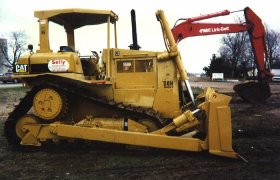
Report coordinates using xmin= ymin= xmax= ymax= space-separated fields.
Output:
xmin=0 ymin=38 xmax=8 ymax=74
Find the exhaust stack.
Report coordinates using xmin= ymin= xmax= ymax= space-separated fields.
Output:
xmin=129 ymin=9 xmax=141 ymax=50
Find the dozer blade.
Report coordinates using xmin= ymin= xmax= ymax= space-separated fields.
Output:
xmin=233 ymin=81 xmax=271 ymax=103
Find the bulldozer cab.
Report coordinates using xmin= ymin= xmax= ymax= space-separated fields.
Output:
xmin=35 ymin=8 xmax=118 ymax=52
xmin=34 ymin=9 xmax=118 ymax=79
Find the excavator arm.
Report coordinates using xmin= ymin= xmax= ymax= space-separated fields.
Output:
xmin=244 ymin=7 xmax=272 ymax=80
xmin=172 ymin=9 xmax=249 ymax=41
xmin=171 ymin=7 xmax=272 ymax=102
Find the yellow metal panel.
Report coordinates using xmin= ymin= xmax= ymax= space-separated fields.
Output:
xmin=116 ymin=72 xmax=156 ymax=89
xmin=113 ymin=56 xmax=157 ymax=89
xmin=112 ymin=49 xmax=157 ymax=59
xmin=114 ymin=89 xmax=155 ymax=107
xmin=17 ymin=52 xmax=83 ymax=74
xmin=107 ymin=15 xmax=111 ymax=77
xmin=38 ymin=18 xmax=51 ymax=52
xmin=217 ymin=107 xmax=233 ymax=152
xmin=153 ymin=60 xmax=181 ymax=118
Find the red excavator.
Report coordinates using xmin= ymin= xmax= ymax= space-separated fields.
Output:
xmin=171 ymin=7 xmax=273 ymax=103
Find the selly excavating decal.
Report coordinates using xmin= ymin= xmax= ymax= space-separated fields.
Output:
xmin=48 ymin=59 xmax=69 ymax=72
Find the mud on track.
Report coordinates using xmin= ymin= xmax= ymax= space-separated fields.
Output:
xmin=0 ymin=83 xmax=280 ymax=179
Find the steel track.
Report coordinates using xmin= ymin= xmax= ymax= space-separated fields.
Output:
xmin=4 ymin=75 xmax=169 ymax=146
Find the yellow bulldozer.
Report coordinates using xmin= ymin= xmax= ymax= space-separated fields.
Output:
xmin=5 ymin=8 xmax=261 ymax=159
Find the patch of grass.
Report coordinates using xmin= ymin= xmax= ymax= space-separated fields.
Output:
xmin=0 ymin=87 xmax=27 ymax=101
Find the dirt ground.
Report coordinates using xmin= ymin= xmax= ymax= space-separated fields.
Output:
xmin=0 ymin=82 xmax=280 ymax=179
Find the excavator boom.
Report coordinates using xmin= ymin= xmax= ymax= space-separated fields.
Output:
xmin=171 ymin=7 xmax=272 ymax=103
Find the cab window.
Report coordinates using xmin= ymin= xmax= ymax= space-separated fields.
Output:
xmin=135 ymin=60 xmax=153 ymax=72
xmin=117 ymin=60 xmax=134 ymax=73
xmin=117 ymin=59 xmax=153 ymax=73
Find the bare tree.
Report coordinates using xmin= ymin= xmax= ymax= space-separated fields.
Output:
xmin=0 ymin=30 xmax=28 ymax=71
xmin=219 ymin=31 xmax=248 ymax=78
xmin=216 ymin=16 xmax=251 ymax=78
xmin=265 ymin=26 xmax=280 ymax=68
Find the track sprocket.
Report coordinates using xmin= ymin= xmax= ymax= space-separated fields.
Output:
xmin=33 ymin=87 xmax=68 ymax=121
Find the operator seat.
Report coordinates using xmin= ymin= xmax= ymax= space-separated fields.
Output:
xmin=59 ymin=46 xmax=74 ymax=52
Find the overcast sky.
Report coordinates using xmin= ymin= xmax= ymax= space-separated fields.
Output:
xmin=0 ymin=0 xmax=279 ymax=73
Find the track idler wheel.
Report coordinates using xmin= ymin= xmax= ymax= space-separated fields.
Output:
xmin=4 ymin=114 xmax=40 ymax=147
xmin=15 ymin=114 xmax=40 ymax=140
xmin=33 ymin=87 xmax=68 ymax=121
xmin=233 ymin=81 xmax=271 ymax=103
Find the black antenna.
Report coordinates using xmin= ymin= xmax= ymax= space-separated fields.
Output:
xmin=129 ymin=9 xmax=141 ymax=50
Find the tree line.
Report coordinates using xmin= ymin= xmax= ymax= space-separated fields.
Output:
xmin=203 ymin=26 xmax=280 ymax=79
